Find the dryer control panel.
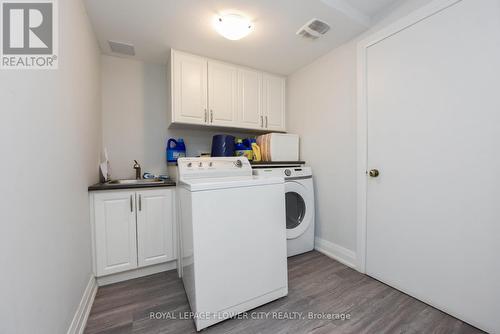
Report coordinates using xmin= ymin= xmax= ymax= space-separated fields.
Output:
xmin=253 ymin=166 xmax=312 ymax=179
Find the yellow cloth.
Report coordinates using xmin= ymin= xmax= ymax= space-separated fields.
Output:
xmin=251 ymin=143 xmax=262 ymax=162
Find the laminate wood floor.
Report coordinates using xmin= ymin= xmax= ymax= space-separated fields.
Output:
xmin=85 ymin=251 xmax=483 ymax=334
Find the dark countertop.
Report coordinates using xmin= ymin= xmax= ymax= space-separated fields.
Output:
xmin=250 ymin=161 xmax=305 ymax=165
xmin=250 ymin=161 xmax=306 ymax=168
xmin=169 ymin=161 xmax=305 ymax=166
xmin=88 ymin=179 xmax=176 ymax=191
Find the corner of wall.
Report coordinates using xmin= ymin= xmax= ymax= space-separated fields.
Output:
xmin=315 ymin=237 xmax=357 ymax=270
xmin=66 ymin=276 xmax=97 ymax=334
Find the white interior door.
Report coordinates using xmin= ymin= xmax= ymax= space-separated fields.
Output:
xmin=365 ymin=1 xmax=500 ymax=332
xmin=208 ymin=61 xmax=237 ymax=126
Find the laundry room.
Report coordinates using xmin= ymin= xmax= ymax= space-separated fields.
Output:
xmin=2 ymin=0 xmax=499 ymax=333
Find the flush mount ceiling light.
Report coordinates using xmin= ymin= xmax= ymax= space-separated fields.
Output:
xmin=213 ymin=13 xmax=253 ymax=40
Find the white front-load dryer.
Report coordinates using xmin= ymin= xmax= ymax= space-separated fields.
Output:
xmin=253 ymin=166 xmax=315 ymax=257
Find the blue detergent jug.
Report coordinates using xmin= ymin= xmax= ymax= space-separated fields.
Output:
xmin=166 ymin=138 xmax=186 ymax=163
xmin=235 ymin=138 xmax=253 ymax=160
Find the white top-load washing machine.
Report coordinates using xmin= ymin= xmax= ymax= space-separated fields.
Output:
xmin=177 ymin=157 xmax=288 ymax=331
xmin=253 ymin=166 xmax=315 ymax=257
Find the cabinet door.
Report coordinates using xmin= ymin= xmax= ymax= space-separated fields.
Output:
xmin=136 ymin=189 xmax=175 ymax=267
xmin=208 ymin=61 xmax=237 ymax=126
xmin=94 ymin=191 xmax=137 ymax=276
xmin=172 ymin=51 xmax=208 ymax=124
xmin=263 ymin=73 xmax=286 ymax=131
xmin=237 ymin=68 xmax=263 ymax=129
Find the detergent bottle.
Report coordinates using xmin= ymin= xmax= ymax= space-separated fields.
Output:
xmin=235 ymin=138 xmax=254 ymax=160
xmin=166 ymin=138 xmax=186 ymax=163
xmin=250 ymin=139 xmax=261 ymax=162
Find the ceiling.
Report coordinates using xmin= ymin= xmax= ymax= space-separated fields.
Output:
xmin=84 ymin=0 xmax=401 ymax=75
xmin=346 ymin=0 xmax=402 ymax=18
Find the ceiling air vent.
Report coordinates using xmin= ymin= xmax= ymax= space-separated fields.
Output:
xmin=296 ymin=19 xmax=331 ymax=40
xmin=108 ymin=40 xmax=136 ymax=56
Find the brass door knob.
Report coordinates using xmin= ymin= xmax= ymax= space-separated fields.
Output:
xmin=369 ymin=169 xmax=380 ymax=177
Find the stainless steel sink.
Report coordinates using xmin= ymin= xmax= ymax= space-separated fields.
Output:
xmin=107 ymin=178 xmax=165 ymax=185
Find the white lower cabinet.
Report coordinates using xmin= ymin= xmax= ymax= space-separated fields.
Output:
xmin=91 ymin=188 xmax=175 ymax=277
xmin=136 ymin=189 xmax=175 ymax=267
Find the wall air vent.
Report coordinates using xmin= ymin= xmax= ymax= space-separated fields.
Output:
xmin=108 ymin=40 xmax=136 ymax=56
xmin=296 ymin=19 xmax=331 ymax=40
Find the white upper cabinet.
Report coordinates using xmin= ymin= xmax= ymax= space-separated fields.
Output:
xmin=172 ymin=51 xmax=208 ymax=124
xmin=208 ymin=61 xmax=238 ymax=126
xmin=168 ymin=49 xmax=286 ymax=132
xmin=237 ymin=68 xmax=263 ymax=129
xmin=136 ymin=189 xmax=175 ymax=267
xmin=263 ymin=73 xmax=286 ymax=132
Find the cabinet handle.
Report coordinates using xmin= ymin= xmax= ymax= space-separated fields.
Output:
xmin=260 ymin=115 xmax=264 ymax=127
xmin=265 ymin=116 xmax=268 ymax=128
xmin=210 ymin=110 xmax=213 ymax=123
xmin=130 ymin=195 xmax=133 ymax=212
xmin=204 ymin=109 xmax=207 ymax=123
xmin=139 ymin=194 xmax=142 ymax=211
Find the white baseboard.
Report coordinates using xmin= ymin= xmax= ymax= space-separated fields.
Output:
xmin=96 ymin=261 xmax=177 ymax=286
xmin=314 ymin=237 xmax=357 ymax=270
xmin=67 ymin=275 xmax=97 ymax=334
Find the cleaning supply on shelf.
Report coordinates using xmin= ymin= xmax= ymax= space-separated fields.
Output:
xmin=243 ymin=138 xmax=253 ymax=150
xmin=166 ymin=138 xmax=186 ymax=163
xmin=244 ymin=138 xmax=261 ymax=162
xmin=211 ymin=134 xmax=235 ymax=157
xmin=235 ymin=138 xmax=254 ymax=160
xmin=251 ymin=141 xmax=261 ymax=162
xmin=143 ymin=173 xmax=170 ymax=180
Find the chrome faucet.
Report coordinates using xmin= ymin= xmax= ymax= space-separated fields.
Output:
xmin=133 ymin=160 xmax=141 ymax=179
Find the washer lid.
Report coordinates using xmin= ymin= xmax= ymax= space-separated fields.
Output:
xmin=179 ymin=176 xmax=283 ymax=192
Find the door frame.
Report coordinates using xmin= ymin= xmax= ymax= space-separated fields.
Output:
xmin=355 ymin=0 xmax=462 ymax=273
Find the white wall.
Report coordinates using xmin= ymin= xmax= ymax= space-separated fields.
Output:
xmin=287 ymin=0 xmax=433 ymax=266
xmin=0 ymin=0 xmax=101 ymax=333
xmin=101 ymin=55 xmax=247 ymax=179
xmin=288 ymin=43 xmax=358 ymax=254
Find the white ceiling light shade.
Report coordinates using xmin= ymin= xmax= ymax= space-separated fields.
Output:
xmin=213 ymin=13 xmax=253 ymax=40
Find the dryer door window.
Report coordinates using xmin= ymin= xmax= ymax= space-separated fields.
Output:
xmin=286 ymin=192 xmax=306 ymax=230
xmin=285 ymin=181 xmax=313 ymax=240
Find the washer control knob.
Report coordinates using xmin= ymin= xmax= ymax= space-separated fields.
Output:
xmin=198 ymin=162 xmax=203 ymax=168
xmin=235 ymin=160 xmax=243 ymax=168
xmin=284 ymin=169 xmax=292 ymax=177
xmin=209 ymin=162 xmax=213 ymax=167
xmin=187 ymin=162 xmax=192 ymax=168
